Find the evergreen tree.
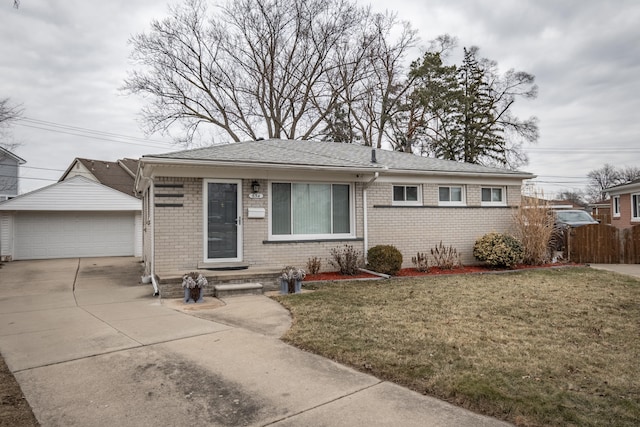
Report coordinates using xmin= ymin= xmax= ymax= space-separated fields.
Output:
xmin=406 ymin=45 xmax=538 ymax=168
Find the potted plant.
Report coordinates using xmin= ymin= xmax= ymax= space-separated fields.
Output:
xmin=182 ymin=272 xmax=208 ymax=303
xmin=280 ymin=266 xmax=306 ymax=294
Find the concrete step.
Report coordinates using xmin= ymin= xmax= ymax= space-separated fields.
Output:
xmin=214 ymin=282 xmax=263 ymax=298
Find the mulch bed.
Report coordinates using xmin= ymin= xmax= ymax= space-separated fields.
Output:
xmin=305 ymin=263 xmax=574 ymax=282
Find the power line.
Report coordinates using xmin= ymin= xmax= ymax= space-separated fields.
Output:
xmin=527 ymin=147 xmax=640 ymax=153
xmin=15 ymin=118 xmax=176 ymax=149
xmin=19 ymin=117 xmax=174 ymax=146
xmin=0 ymin=163 xmax=67 ymax=172
xmin=15 ymin=123 xmax=173 ymax=149
xmin=0 ymin=174 xmax=58 ymax=182
xmin=18 ymin=117 xmax=168 ymax=144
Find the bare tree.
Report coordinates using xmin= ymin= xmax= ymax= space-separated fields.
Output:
xmin=125 ymin=0 xmax=414 ymax=146
xmin=586 ymin=163 xmax=640 ymax=202
xmin=327 ymin=12 xmax=418 ymax=147
xmin=619 ymin=165 xmax=640 ymax=183
xmin=556 ymin=189 xmax=586 ymax=206
xmin=1 ymin=98 xmax=24 ymax=194
xmin=0 ymin=97 xmax=23 ymax=151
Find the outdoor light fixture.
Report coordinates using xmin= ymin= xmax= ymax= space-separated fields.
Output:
xmin=251 ymin=180 xmax=260 ymax=194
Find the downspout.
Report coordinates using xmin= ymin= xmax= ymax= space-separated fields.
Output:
xmin=149 ymin=182 xmax=159 ymax=296
xmin=362 ymin=172 xmax=379 ymax=262
xmin=138 ymin=170 xmax=159 ymax=297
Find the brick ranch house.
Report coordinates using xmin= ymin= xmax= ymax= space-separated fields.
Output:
xmin=135 ymin=139 xmax=534 ymax=292
xmin=607 ymin=178 xmax=640 ymax=229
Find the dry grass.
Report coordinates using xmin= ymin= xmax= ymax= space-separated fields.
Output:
xmin=275 ymin=268 xmax=640 ymax=426
xmin=513 ymin=193 xmax=556 ymax=265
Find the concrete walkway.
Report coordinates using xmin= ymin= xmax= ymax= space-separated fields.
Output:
xmin=0 ymin=258 xmax=511 ymax=427
xmin=590 ymin=263 xmax=640 ymax=279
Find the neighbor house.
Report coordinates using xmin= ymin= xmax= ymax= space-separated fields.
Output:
xmin=136 ymin=139 xmax=535 ymax=282
xmin=606 ymin=178 xmax=640 ymax=229
xmin=0 ymin=146 xmax=26 ymax=201
xmin=59 ymin=157 xmax=139 ymax=197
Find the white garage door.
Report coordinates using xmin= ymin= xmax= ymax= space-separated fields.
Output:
xmin=14 ymin=212 xmax=135 ymax=259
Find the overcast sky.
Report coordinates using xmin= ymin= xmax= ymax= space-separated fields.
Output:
xmin=2 ymin=0 xmax=639 ymax=196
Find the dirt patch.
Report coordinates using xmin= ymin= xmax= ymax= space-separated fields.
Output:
xmin=0 ymin=353 xmax=38 ymax=426
xmin=133 ymin=355 xmax=265 ymax=426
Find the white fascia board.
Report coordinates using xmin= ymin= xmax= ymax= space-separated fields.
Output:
xmin=139 ymin=157 xmax=383 ymax=174
xmin=140 ymin=157 xmax=536 ymax=180
xmin=376 ymin=172 xmax=532 ymax=186
xmin=606 ymin=181 xmax=640 ymax=196
xmin=383 ymin=168 xmax=535 ymax=180
xmin=140 ymin=161 xmax=383 ymax=183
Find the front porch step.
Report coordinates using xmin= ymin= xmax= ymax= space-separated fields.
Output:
xmin=214 ymin=282 xmax=263 ymax=297
xmin=156 ymin=268 xmax=281 ymax=298
xmin=197 ymin=261 xmax=250 ymax=270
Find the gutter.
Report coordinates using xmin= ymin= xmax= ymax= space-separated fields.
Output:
xmin=139 ymin=156 xmax=385 ymax=175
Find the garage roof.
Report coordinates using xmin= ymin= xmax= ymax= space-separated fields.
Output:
xmin=0 ymin=176 xmax=140 ymax=211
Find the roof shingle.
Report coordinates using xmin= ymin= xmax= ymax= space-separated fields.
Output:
xmin=145 ymin=139 xmax=533 ymax=177
xmin=74 ymin=158 xmax=138 ymax=197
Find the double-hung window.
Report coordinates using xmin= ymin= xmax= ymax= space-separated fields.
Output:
xmin=438 ymin=186 xmax=465 ymax=206
xmin=271 ymin=182 xmax=352 ymax=239
xmin=392 ymin=185 xmax=421 ymax=206
xmin=632 ymin=194 xmax=640 ymax=221
xmin=481 ymin=187 xmax=506 ymax=206
xmin=613 ymin=196 xmax=620 ymax=218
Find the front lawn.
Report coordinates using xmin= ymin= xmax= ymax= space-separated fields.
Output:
xmin=274 ymin=267 xmax=640 ymax=427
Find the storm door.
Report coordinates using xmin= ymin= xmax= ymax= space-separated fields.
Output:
xmin=205 ymin=180 xmax=242 ymax=262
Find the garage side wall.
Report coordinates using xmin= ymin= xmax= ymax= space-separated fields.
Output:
xmin=0 ymin=212 xmax=14 ymax=261
xmin=367 ymin=183 xmax=522 ymax=267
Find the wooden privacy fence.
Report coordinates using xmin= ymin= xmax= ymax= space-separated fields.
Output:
xmin=568 ymin=224 xmax=640 ymax=264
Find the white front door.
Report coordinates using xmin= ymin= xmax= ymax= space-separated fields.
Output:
xmin=204 ymin=180 xmax=243 ymax=262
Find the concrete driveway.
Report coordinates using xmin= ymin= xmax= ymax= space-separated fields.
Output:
xmin=0 ymin=257 xmax=511 ymax=427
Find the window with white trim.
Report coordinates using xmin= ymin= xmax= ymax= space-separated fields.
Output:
xmin=438 ymin=186 xmax=465 ymax=206
xmin=271 ymin=182 xmax=353 ymax=239
xmin=392 ymin=185 xmax=421 ymax=206
xmin=481 ymin=187 xmax=506 ymax=206
xmin=632 ymin=194 xmax=640 ymax=221
xmin=613 ymin=196 xmax=620 ymax=217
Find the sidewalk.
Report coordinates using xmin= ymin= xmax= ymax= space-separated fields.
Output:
xmin=590 ymin=263 xmax=640 ymax=279
xmin=0 ymin=258 xmax=512 ymax=426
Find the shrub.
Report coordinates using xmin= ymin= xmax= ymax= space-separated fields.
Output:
xmin=306 ymin=256 xmax=322 ymax=275
xmin=430 ymin=241 xmax=462 ymax=270
xmin=473 ymin=232 xmax=524 ymax=268
xmin=328 ymin=244 xmax=363 ymax=275
xmin=411 ymin=252 xmax=429 ymax=272
xmin=367 ymin=245 xmax=403 ymax=275
xmin=512 ymin=190 xmax=556 ymax=265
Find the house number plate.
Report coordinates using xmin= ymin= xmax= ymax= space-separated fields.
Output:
xmin=249 ymin=193 xmax=264 ymax=199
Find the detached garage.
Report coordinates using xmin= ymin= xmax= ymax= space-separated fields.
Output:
xmin=0 ymin=176 xmax=141 ymax=260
